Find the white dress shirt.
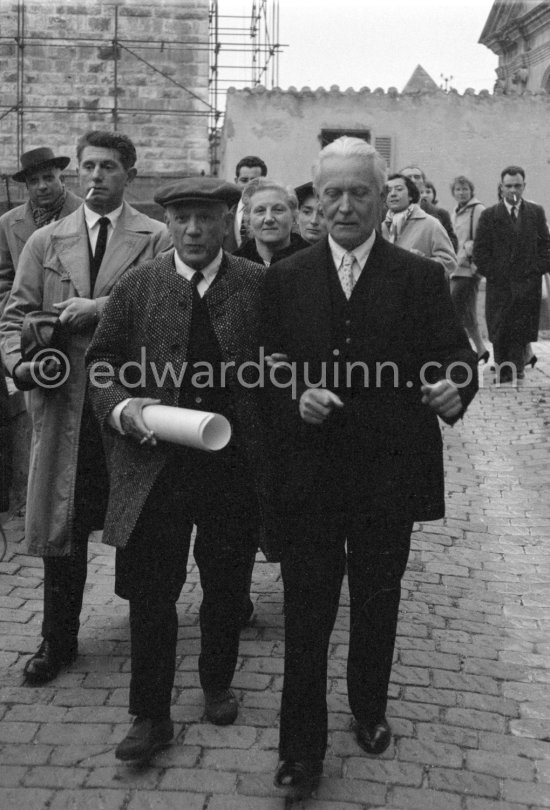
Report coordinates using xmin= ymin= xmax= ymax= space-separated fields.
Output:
xmin=84 ymin=203 xmax=123 ymax=252
xmin=328 ymin=230 xmax=376 ymax=287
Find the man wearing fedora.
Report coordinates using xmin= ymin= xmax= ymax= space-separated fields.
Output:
xmin=0 ymin=130 xmax=169 ymax=685
xmin=86 ymin=176 xmax=277 ymax=762
xmin=0 ymin=147 xmax=82 ymax=315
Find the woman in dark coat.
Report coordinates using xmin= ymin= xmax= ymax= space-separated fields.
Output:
xmin=233 ymin=178 xmax=309 ymax=266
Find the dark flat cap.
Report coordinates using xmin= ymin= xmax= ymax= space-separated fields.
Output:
xmin=295 ymin=181 xmax=316 ymax=207
xmin=12 ymin=147 xmax=71 ymax=182
xmin=154 ymin=177 xmax=241 ymax=209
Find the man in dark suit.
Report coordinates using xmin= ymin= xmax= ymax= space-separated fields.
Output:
xmin=262 ymin=137 xmax=478 ymax=798
xmin=400 ymin=164 xmax=458 ymax=252
xmin=0 ymin=130 xmax=169 ymax=685
xmin=86 ymin=178 xmax=277 ymax=763
xmin=0 ymin=146 xmax=82 ymax=315
xmin=474 ymin=165 xmax=550 ymax=383
xmin=223 ymin=155 xmax=267 ymax=253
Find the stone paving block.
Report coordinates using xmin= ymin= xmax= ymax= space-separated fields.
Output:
xmin=466 ymin=749 xmax=536 ymax=781
xmin=49 ymin=788 xmax=128 ymax=809
xmin=465 ymin=800 xmax=527 ymax=810
xmin=86 ymin=766 xmax=162 ymax=789
xmin=0 ymin=788 xmax=54 ymax=810
xmin=415 ymin=722 xmax=479 ymax=748
xmin=389 ymin=786 xmax=463 ymax=810
xmin=503 ymin=779 xmax=550 ymax=807
xmin=345 ymin=756 xmax=423 ymax=786
xmin=397 ymin=737 xmax=463 ymax=767
xmin=126 ymin=792 xmax=205 ymax=810
xmin=159 ymin=767 xmax=237 ymax=792
xmin=4 ymin=704 xmax=68 ymax=723
xmin=428 ymin=767 xmax=500 ymax=798
xmin=34 ymin=722 xmax=112 ymax=745
xmin=201 ymin=747 xmax=277 ymax=773
xmin=23 ymin=765 xmax=89 ymax=788
xmin=0 ymin=765 xmax=28 ymax=786
xmin=0 ymin=722 xmax=39 ymax=743
xmin=444 ymin=708 xmax=506 ymax=733
xmin=207 ymin=797 xmax=296 ymax=810
xmin=182 ymin=723 xmax=257 ymax=749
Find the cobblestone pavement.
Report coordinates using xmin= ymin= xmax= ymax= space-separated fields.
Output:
xmin=1 ymin=342 xmax=550 ymax=810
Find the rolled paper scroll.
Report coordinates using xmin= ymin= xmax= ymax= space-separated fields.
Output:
xmin=142 ymin=404 xmax=231 ymax=451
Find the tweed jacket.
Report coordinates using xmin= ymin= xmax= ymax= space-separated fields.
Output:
xmin=261 ymin=234 xmax=477 ymax=526
xmin=473 ymin=199 xmax=550 ymax=342
xmin=0 ymin=202 xmax=171 ymax=556
xmin=381 ymin=204 xmax=458 ymax=277
xmin=0 ymin=190 xmax=82 ymax=315
xmin=86 ymin=249 xmax=280 ymax=560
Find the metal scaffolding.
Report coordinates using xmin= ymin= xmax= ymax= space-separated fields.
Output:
xmin=208 ymin=0 xmax=282 ymax=173
xmin=0 ymin=0 xmax=282 ymax=175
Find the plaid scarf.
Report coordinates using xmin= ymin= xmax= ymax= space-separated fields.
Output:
xmin=30 ymin=189 xmax=67 ymax=229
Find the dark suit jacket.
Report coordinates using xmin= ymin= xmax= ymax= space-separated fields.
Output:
xmin=473 ymin=199 xmax=550 ymax=342
xmin=86 ymin=249 xmax=280 ymax=560
xmin=261 ymin=234 xmax=477 ymax=526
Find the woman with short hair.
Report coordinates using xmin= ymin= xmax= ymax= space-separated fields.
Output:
xmin=234 ymin=178 xmax=308 ymax=266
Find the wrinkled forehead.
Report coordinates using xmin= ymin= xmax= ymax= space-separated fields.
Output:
xmin=167 ymin=200 xmax=228 ymax=217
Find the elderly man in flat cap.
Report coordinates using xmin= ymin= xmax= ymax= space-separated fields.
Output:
xmin=86 ymin=176 xmax=277 ymax=763
xmin=0 ymin=147 xmax=82 ymax=315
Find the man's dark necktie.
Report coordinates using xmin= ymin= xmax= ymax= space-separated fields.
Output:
xmin=510 ymin=205 xmax=517 ymax=223
xmin=192 ymin=270 xmax=204 ymax=300
xmin=91 ymin=216 xmax=110 ymax=289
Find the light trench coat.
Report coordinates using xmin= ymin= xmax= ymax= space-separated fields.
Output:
xmin=0 ymin=202 xmax=170 ymax=555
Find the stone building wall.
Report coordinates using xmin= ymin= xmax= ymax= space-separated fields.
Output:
xmin=0 ymin=0 xmax=210 ymax=203
xmin=220 ymin=85 xmax=550 ymax=212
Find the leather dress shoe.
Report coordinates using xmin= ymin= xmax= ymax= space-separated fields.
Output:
xmin=23 ymin=639 xmax=77 ymax=684
xmin=115 ymin=717 xmax=174 ymax=761
xmin=274 ymin=758 xmax=323 ymax=799
xmin=355 ymin=717 xmax=392 ymax=755
xmin=204 ymin=688 xmax=238 ymax=725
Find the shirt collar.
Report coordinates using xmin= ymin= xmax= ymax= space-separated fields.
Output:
xmin=328 ymin=230 xmax=376 ymax=269
xmin=503 ymin=198 xmax=522 ymax=214
xmin=84 ymin=202 xmax=124 ymax=230
xmin=173 ymin=248 xmax=223 ymax=287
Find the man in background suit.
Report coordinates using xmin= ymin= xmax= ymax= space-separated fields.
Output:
xmin=474 ymin=165 xmax=550 ymax=383
xmin=0 ymin=146 xmax=82 ymax=314
xmin=223 ymin=155 xmax=267 ymax=253
xmin=262 ymin=137 xmax=478 ymax=798
xmin=0 ymin=130 xmax=169 ymax=684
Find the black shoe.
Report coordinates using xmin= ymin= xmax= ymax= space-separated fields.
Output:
xmin=115 ymin=717 xmax=174 ymax=762
xmin=477 ymin=350 xmax=490 ymax=364
xmin=526 ymin=355 xmax=538 ymax=368
xmin=23 ymin=639 xmax=77 ymax=684
xmin=274 ymin=758 xmax=323 ymax=799
xmin=204 ymin=688 xmax=238 ymax=725
xmin=355 ymin=717 xmax=392 ymax=755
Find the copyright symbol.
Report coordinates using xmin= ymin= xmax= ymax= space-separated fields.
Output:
xmin=30 ymin=348 xmax=71 ymax=389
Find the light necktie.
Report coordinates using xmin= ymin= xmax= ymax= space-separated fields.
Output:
xmin=92 ymin=216 xmax=110 ymax=288
xmin=510 ymin=205 xmax=517 ymax=223
xmin=339 ymin=252 xmax=356 ymax=300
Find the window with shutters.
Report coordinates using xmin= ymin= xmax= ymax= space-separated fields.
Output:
xmin=374 ymin=136 xmax=392 ymax=168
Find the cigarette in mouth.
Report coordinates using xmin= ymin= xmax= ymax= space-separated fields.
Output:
xmin=85 ymin=188 xmax=94 ymax=201
xmin=512 ymin=193 xmax=518 ymax=203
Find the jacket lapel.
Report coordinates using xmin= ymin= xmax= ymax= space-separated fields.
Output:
xmin=12 ymin=204 xmax=36 ymax=252
xmin=49 ymin=207 xmax=92 ymax=298
xmin=94 ymin=203 xmax=154 ymax=297
xmin=292 ymin=240 xmax=333 ymax=361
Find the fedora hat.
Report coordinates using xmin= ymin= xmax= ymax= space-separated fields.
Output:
xmin=21 ymin=311 xmax=68 ymax=363
xmin=12 ymin=147 xmax=71 ymax=183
